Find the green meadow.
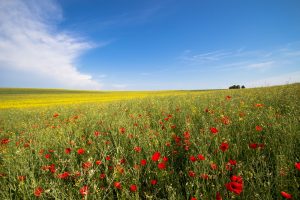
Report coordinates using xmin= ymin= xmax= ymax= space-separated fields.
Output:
xmin=0 ymin=84 xmax=299 ymax=199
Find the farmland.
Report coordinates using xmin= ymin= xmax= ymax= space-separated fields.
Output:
xmin=0 ymin=84 xmax=299 ymax=199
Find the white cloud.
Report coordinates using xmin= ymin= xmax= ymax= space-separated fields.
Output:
xmin=0 ymin=0 xmax=102 ymax=89
xmin=246 ymin=71 xmax=300 ymax=87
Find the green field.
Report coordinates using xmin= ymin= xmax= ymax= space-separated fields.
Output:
xmin=0 ymin=84 xmax=299 ymax=199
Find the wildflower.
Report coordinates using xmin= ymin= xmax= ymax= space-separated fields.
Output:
xmin=255 ymin=125 xmax=263 ymax=132
xmin=106 ymin=155 xmax=111 ymax=161
xmin=119 ymin=127 xmax=125 ymax=134
xmin=77 ymin=148 xmax=85 ymax=155
xmin=197 ymin=154 xmax=205 ymax=160
xmin=44 ymin=154 xmax=51 ymax=159
xmin=99 ymin=173 xmax=106 ymax=179
xmin=94 ymin=131 xmax=100 ymax=136
xmin=129 ymin=184 xmax=137 ymax=192
xmin=188 ymin=170 xmax=196 ymax=177
xmin=80 ymin=185 xmax=88 ymax=196
xmin=82 ymin=162 xmax=92 ymax=169
xmin=1 ymin=138 xmax=9 ymax=145
xmin=210 ymin=163 xmax=218 ymax=170
xmin=249 ymin=143 xmax=258 ymax=149
xmin=225 ymin=175 xmax=243 ymax=195
xmin=140 ymin=159 xmax=147 ymax=166
xmin=151 ymin=179 xmax=157 ymax=185
xmin=210 ymin=127 xmax=218 ymax=134
xmin=189 ymin=155 xmax=197 ymax=162
xmin=34 ymin=187 xmax=43 ymax=197
xmin=65 ymin=148 xmax=71 ymax=154
xmin=216 ymin=192 xmax=222 ymax=200
xmin=226 ymin=95 xmax=231 ymax=100
xmin=95 ymin=160 xmax=102 ymax=165
xmin=281 ymin=191 xmax=292 ymax=199
xmin=191 ymin=197 xmax=197 ymax=200
xmin=152 ymin=152 xmax=161 ymax=162
xmin=134 ymin=146 xmax=142 ymax=152
xmin=295 ymin=162 xmax=300 ymax=171
xmin=163 ymin=156 xmax=168 ymax=162
xmin=201 ymin=173 xmax=209 ymax=179
xmin=18 ymin=176 xmax=26 ymax=181
xmin=158 ymin=162 xmax=166 ymax=170
xmin=220 ymin=142 xmax=229 ymax=152
xmin=53 ymin=113 xmax=59 ymax=118
xmin=114 ymin=182 xmax=122 ymax=189
xmin=58 ymin=172 xmax=69 ymax=179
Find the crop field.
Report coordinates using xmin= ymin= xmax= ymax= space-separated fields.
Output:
xmin=0 ymin=84 xmax=299 ymax=199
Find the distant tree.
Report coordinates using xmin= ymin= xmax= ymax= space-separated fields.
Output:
xmin=229 ymin=85 xmax=244 ymax=89
xmin=241 ymin=85 xmax=245 ymax=89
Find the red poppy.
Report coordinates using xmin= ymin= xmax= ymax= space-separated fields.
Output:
xmin=191 ymin=197 xmax=197 ymax=200
xmin=58 ymin=172 xmax=69 ymax=179
xmin=197 ymin=154 xmax=205 ymax=160
xmin=34 ymin=187 xmax=43 ymax=197
xmin=152 ymin=152 xmax=161 ymax=162
xmin=80 ymin=185 xmax=88 ymax=196
xmin=129 ymin=184 xmax=137 ymax=192
xmin=295 ymin=162 xmax=300 ymax=171
xmin=225 ymin=175 xmax=243 ymax=195
xmin=228 ymin=159 xmax=237 ymax=165
xmin=44 ymin=154 xmax=51 ymax=159
xmin=106 ymin=155 xmax=111 ymax=161
xmin=158 ymin=162 xmax=166 ymax=170
xmin=189 ymin=155 xmax=197 ymax=162
xmin=281 ymin=191 xmax=292 ymax=199
xmin=225 ymin=181 xmax=243 ymax=195
xmin=65 ymin=148 xmax=71 ymax=154
xmin=230 ymin=175 xmax=243 ymax=183
xmin=210 ymin=163 xmax=218 ymax=170
xmin=95 ymin=160 xmax=102 ymax=165
xmin=255 ymin=125 xmax=263 ymax=131
xmin=18 ymin=176 xmax=26 ymax=181
xmin=210 ymin=127 xmax=218 ymax=134
xmin=119 ymin=127 xmax=125 ymax=134
xmin=163 ymin=156 xmax=168 ymax=162
xmin=114 ymin=182 xmax=122 ymax=189
xmin=221 ymin=116 xmax=230 ymax=125
xmin=82 ymin=162 xmax=92 ymax=169
xmin=120 ymin=158 xmax=126 ymax=164
xmin=201 ymin=173 xmax=209 ymax=179
xmin=249 ymin=143 xmax=258 ymax=149
xmin=77 ymin=148 xmax=85 ymax=155
xmin=151 ymin=179 xmax=157 ymax=185
xmin=216 ymin=192 xmax=222 ymax=200
xmin=188 ymin=170 xmax=196 ymax=177
xmin=255 ymin=103 xmax=264 ymax=107
xmin=1 ymin=138 xmax=9 ymax=145
xmin=140 ymin=159 xmax=147 ymax=166
xmin=134 ymin=146 xmax=142 ymax=152
xmin=94 ymin=131 xmax=100 ymax=137
xmin=53 ymin=113 xmax=59 ymax=118
xmin=99 ymin=173 xmax=106 ymax=179
xmin=220 ymin=142 xmax=229 ymax=152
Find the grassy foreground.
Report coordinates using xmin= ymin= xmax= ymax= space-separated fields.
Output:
xmin=0 ymin=84 xmax=299 ymax=199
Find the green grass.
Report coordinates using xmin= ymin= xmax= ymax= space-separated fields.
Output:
xmin=0 ymin=84 xmax=299 ymax=199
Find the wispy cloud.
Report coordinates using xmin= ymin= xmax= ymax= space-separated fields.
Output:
xmin=246 ymin=71 xmax=300 ymax=87
xmin=0 ymin=0 xmax=103 ymax=89
xmin=179 ymin=44 xmax=300 ymax=73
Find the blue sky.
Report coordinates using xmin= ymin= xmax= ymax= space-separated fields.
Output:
xmin=0 ymin=0 xmax=300 ymax=90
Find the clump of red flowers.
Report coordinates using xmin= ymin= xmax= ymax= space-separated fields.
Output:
xmin=152 ymin=152 xmax=161 ymax=162
xmin=219 ymin=142 xmax=229 ymax=152
xmin=225 ymin=175 xmax=243 ymax=195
